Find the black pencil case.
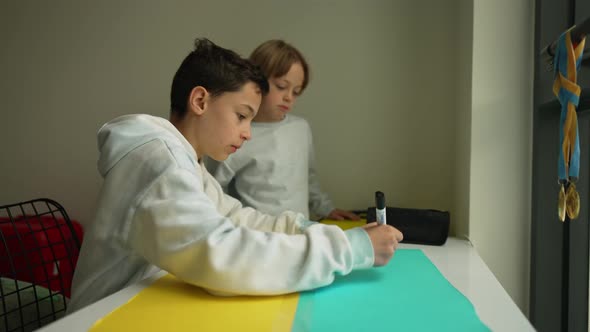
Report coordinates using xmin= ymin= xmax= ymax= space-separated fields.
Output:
xmin=365 ymin=207 xmax=450 ymax=246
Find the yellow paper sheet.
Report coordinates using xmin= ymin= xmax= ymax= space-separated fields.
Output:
xmin=90 ymin=275 xmax=299 ymax=332
xmin=320 ymin=219 xmax=367 ymax=230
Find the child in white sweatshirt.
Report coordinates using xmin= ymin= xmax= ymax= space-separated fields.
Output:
xmin=68 ymin=38 xmax=402 ymax=313
xmin=210 ymin=40 xmax=359 ymax=221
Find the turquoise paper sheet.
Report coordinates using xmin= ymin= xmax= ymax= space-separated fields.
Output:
xmin=292 ymin=249 xmax=490 ymax=331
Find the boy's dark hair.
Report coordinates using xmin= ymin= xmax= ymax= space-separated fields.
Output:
xmin=170 ymin=38 xmax=269 ymax=116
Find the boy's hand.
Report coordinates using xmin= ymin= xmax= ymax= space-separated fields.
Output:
xmin=362 ymin=222 xmax=403 ymax=266
xmin=327 ymin=208 xmax=361 ymax=220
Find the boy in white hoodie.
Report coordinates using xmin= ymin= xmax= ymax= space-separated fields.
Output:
xmin=68 ymin=38 xmax=403 ymax=312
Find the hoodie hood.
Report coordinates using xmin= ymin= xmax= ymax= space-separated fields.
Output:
xmin=96 ymin=114 xmax=197 ymax=177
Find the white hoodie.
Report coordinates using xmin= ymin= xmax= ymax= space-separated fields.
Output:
xmin=68 ymin=114 xmax=374 ymax=312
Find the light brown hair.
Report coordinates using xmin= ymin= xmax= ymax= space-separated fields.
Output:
xmin=249 ymin=40 xmax=310 ymax=92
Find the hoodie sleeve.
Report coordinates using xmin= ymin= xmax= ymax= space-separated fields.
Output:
xmin=127 ymin=165 xmax=374 ymax=296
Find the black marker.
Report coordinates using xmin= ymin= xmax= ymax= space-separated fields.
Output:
xmin=375 ymin=191 xmax=386 ymax=225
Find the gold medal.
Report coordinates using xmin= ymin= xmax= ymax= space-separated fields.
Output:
xmin=558 ymin=183 xmax=566 ymax=222
xmin=566 ymin=182 xmax=580 ymax=219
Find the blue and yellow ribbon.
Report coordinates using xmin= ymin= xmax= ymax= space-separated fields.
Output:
xmin=553 ymin=29 xmax=585 ymax=182
xmin=553 ymin=29 xmax=585 ymax=221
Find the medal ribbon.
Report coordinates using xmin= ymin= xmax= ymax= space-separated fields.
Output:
xmin=553 ymin=29 xmax=585 ymax=182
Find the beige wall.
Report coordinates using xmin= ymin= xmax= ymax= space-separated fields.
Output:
xmin=469 ymin=0 xmax=534 ymax=315
xmin=299 ymin=1 xmax=460 ymax=219
xmin=453 ymin=0 xmax=474 ymax=241
xmin=1 ymin=0 xmax=461 ymax=227
xmin=0 ymin=0 xmax=533 ymax=316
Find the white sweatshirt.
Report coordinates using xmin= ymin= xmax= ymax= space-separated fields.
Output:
xmin=209 ymin=115 xmax=334 ymax=219
xmin=68 ymin=114 xmax=374 ymax=313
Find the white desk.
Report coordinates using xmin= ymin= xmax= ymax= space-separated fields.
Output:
xmin=39 ymin=238 xmax=535 ymax=332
